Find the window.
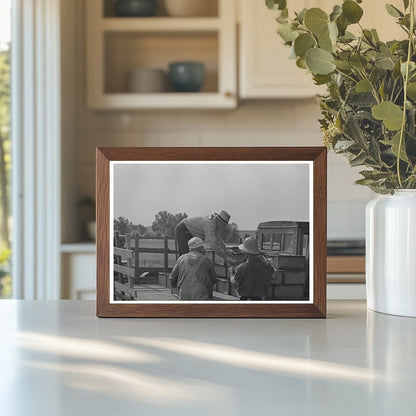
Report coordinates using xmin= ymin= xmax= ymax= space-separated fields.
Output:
xmin=271 ymin=234 xmax=282 ymax=251
xmin=0 ymin=0 xmax=11 ymax=298
xmin=261 ymin=233 xmax=271 ymax=250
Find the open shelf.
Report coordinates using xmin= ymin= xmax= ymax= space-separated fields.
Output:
xmin=91 ymin=92 xmax=234 ymax=109
xmin=87 ymin=0 xmax=236 ymax=109
xmin=61 ymin=243 xmax=96 ymax=254
xmin=104 ymin=31 xmax=218 ymax=94
xmin=103 ymin=0 xmax=219 ymax=18
xmin=101 ymin=17 xmax=221 ymax=31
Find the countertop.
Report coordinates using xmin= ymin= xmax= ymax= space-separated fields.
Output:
xmin=0 ymin=300 xmax=415 ymax=415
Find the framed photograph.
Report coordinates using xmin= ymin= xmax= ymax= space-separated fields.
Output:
xmin=96 ymin=147 xmax=327 ymax=318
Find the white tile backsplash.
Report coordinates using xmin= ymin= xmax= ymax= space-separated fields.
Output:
xmin=74 ymin=98 xmax=371 ymax=239
xmin=328 ymin=199 xmax=369 ymax=240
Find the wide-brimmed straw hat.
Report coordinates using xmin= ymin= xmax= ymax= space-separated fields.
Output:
xmin=239 ymin=237 xmax=262 ymax=255
xmin=214 ymin=210 xmax=231 ymax=224
xmin=188 ymin=237 xmax=204 ymax=250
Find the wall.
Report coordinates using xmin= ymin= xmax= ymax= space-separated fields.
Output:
xmin=62 ymin=0 xmax=374 ymax=243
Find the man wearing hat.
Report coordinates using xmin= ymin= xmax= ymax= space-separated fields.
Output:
xmin=170 ymin=237 xmax=218 ymax=301
xmin=174 ymin=210 xmax=234 ymax=261
xmin=231 ymin=237 xmax=275 ymax=301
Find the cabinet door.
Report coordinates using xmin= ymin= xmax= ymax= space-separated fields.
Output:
xmin=62 ymin=253 xmax=96 ymax=300
xmin=239 ymin=0 xmax=326 ymax=99
xmin=239 ymin=0 xmax=405 ymax=99
xmin=359 ymin=0 xmax=404 ymax=41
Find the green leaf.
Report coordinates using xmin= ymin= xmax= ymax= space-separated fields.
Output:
xmin=370 ymin=67 xmax=385 ymax=84
xmin=385 ymin=4 xmax=404 ymax=18
xmin=266 ymin=0 xmax=287 ymax=11
xmin=369 ymin=136 xmax=382 ymax=163
xmin=360 ymin=170 xmax=391 ymax=181
xmin=408 ymin=109 xmax=416 ymax=137
xmin=363 ymin=29 xmax=376 ymax=46
xmin=344 ymin=114 xmax=367 ymax=147
xmin=265 ymin=0 xmax=275 ymax=9
xmin=356 ymin=79 xmax=372 ymax=92
xmin=294 ymin=33 xmax=316 ymax=58
xmin=348 ymin=92 xmax=377 ymax=107
xmin=289 ymin=44 xmax=297 ymax=59
xmin=407 ymin=82 xmax=416 ymax=99
xmin=399 ymin=14 xmax=411 ymax=29
xmin=313 ymin=74 xmax=332 ymax=85
xmin=378 ymin=78 xmax=386 ymax=100
xmin=355 ymin=178 xmax=376 ymax=186
xmin=304 ymin=8 xmax=329 ymax=35
xmin=333 ymin=60 xmax=353 ymax=70
xmin=328 ymin=21 xmax=338 ymax=45
xmin=350 ymin=54 xmax=368 ymax=70
xmin=372 ymin=101 xmax=404 ymax=131
xmin=296 ymin=8 xmax=307 ymax=23
xmin=342 ymin=0 xmax=364 ymax=24
xmin=393 ymin=60 xmax=402 ymax=79
xmin=382 ymin=132 xmax=409 ymax=162
xmin=371 ymin=29 xmax=380 ymax=43
xmin=350 ymin=152 xmax=368 ymax=167
xmin=336 ymin=15 xmax=348 ymax=36
xmin=296 ymin=57 xmax=308 ymax=69
xmin=334 ymin=140 xmax=355 ymax=152
xmin=318 ymin=27 xmax=334 ymax=52
xmin=278 ymin=0 xmax=287 ymax=10
xmin=330 ymin=5 xmax=342 ymax=22
xmin=277 ymin=23 xmax=298 ymax=43
xmin=375 ymin=55 xmax=395 ymax=70
xmin=276 ymin=14 xmax=287 ymax=24
xmin=339 ymin=31 xmax=356 ymax=43
xmin=306 ymin=48 xmax=335 ymax=75
xmin=401 ymin=61 xmax=416 ymax=76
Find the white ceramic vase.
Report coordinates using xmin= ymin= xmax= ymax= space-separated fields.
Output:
xmin=366 ymin=190 xmax=416 ymax=317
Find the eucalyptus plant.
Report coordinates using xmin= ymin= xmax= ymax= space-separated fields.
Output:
xmin=266 ymin=0 xmax=416 ymax=193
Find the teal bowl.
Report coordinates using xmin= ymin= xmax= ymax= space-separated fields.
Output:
xmin=168 ymin=62 xmax=205 ymax=93
xmin=114 ymin=0 xmax=157 ymax=17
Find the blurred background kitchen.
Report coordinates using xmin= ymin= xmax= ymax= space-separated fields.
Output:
xmin=2 ymin=0 xmax=403 ymax=301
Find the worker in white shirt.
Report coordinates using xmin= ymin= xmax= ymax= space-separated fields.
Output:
xmin=174 ymin=209 xmax=235 ymax=263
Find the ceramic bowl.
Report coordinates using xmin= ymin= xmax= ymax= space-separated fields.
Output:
xmin=128 ymin=68 xmax=167 ymax=93
xmin=168 ymin=62 xmax=205 ymax=92
xmin=114 ymin=0 xmax=158 ymax=17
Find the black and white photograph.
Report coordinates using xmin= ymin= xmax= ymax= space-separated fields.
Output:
xmin=110 ymin=161 xmax=312 ymax=303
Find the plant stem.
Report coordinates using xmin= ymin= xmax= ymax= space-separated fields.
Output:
xmin=334 ymin=68 xmax=358 ymax=84
xmin=397 ymin=0 xmax=415 ymax=188
xmin=358 ymin=69 xmax=381 ymax=104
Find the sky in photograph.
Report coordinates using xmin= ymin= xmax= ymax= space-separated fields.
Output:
xmin=113 ymin=162 xmax=310 ymax=231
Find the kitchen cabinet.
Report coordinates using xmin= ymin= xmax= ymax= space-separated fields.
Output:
xmin=61 ymin=245 xmax=96 ymax=300
xmin=239 ymin=0 xmax=325 ymax=99
xmin=86 ymin=0 xmax=237 ymax=109
xmin=327 ymin=256 xmax=365 ymax=284
xmin=238 ymin=0 xmax=404 ymax=99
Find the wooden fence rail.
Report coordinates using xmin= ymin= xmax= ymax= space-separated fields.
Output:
xmin=113 ymin=232 xmax=177 ymax=300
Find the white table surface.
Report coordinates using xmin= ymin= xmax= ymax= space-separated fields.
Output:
xmin=0 ymin=300 xmax=415 ymax=416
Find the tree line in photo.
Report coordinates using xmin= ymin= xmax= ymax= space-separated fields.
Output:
xmin=114 ymin=210 xmax=241 ymax=244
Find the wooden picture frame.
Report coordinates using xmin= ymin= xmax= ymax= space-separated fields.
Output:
xmin=96 ymin=147 xmax=327 ymax=318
